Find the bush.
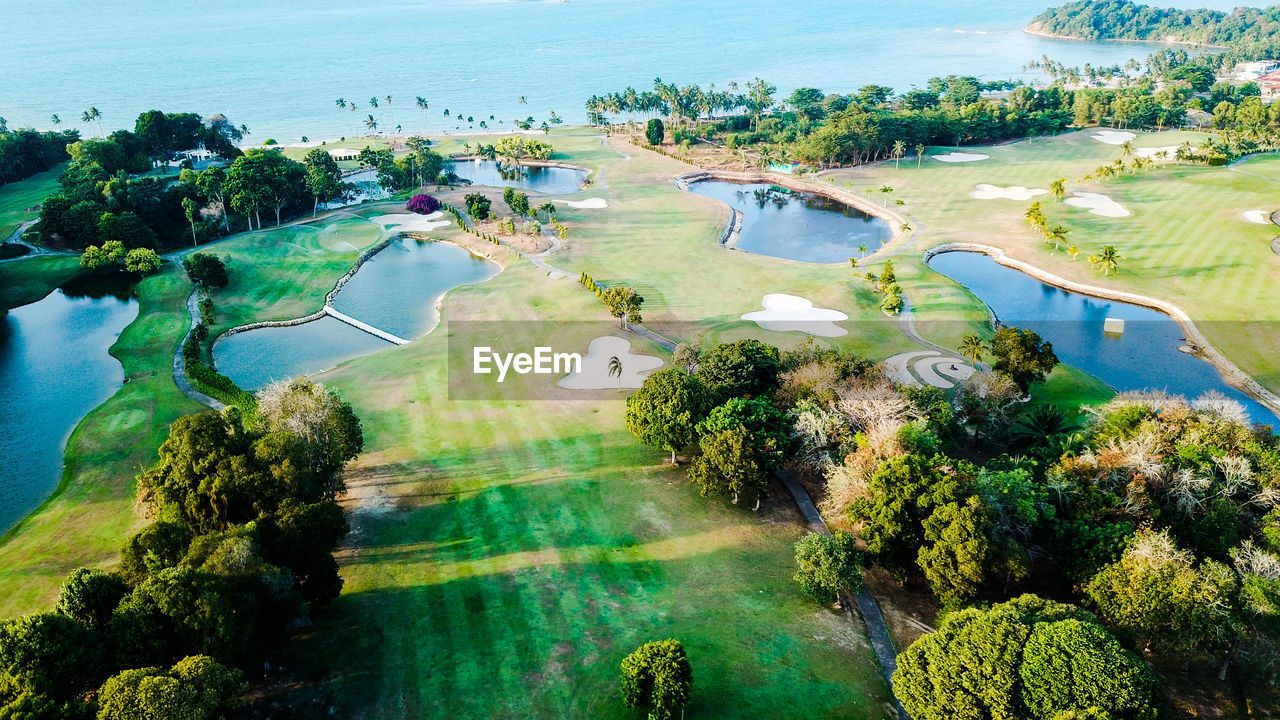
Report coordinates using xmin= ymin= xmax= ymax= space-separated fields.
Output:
xmin=406 ymin=193 xmax=440 ymax=214
xmin=646 ymin=118 xmax=665 ymax=146
xmin=620 ymin=639 xmax=692 ymax=720
xmin=182 ymin=253 xmax=228 ymax=289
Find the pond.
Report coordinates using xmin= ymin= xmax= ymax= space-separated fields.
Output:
xmin=213 ymin=237 xmax=499 ymax=389
xmin=685 ymin=180 xmax=892 ymax=264
xmin=928 ymin=250 xmax=1279 ymax=426
xmin=447 ymin=159 xmax=587 ymax=195
xmin=0 ymin=287 xmax=139 ymax=533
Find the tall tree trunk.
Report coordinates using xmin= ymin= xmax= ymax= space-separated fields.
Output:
xmin=669 ymin=449 xmax=677 ymax=465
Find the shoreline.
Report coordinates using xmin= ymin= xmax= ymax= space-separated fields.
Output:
xmin=1022 ymin=22 xmax=1224 ymax=48
xmin=924 ymin=242 xmax=1280 ymax=418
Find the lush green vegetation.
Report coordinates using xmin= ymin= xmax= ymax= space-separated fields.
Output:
xmin=1035 ymin=0 xmax=1280 ymax=60
xmin=0 ymin=126 xmax=77 ymax=187
xmin=0 ymin=167 xmax=61 ymax=240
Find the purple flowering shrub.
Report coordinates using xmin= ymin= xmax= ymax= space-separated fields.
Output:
xmin=406 ymin=193 xmax=440 ymax=215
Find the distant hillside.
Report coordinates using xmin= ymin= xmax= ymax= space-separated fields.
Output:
xmin=1031 ymin=0 xmax=1280 ymax=50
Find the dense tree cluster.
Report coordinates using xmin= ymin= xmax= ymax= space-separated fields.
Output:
xmin=1035 ymin=0 xmax=1280 ymax=56
xmin=619 ymin=639 xmax=692 ymax=720
xmin=0 ymin=127 xmax=78 ymax=186
xmin=0 ymin=378 xmax=362 ymax=718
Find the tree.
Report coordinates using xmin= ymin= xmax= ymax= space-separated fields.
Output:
xmin=850 ymin=454 xmax=967 ymax=577
xmin=0 ymin=613 xmax=100 ymax=699
xmin=406 ymin=193 xmax=439 ymax=215
xmin=256 ymin=377 xmax=364 ymax=498
xmin=893 ymin=595 xmax=1160 ymax=720
xmin=793 ymin=531 xmax=864 ymax=602
xmin=917 ymin=496 xmax=1011 ymax=607
xmin=79 ymin=240 xmax=126 ymax=269
xmin=893 ymin=139 xmax=906 ymax=169
xmin=645 ymin=118 xmax=665 ymax=146
xmin=1049 ymin=177 xmax=1066 ymax=200
xmin=96 ymin=655 xmax=241 ymax=720
xmin=55 ymin=569 xmax=128 ymax=634
xmin=693 ymin=339 xmax=781 ymax=406
xmin=608 ymin=355 xmax=623 ymax=388
xmin=960 ymin=334 xmax=985 ymax=367
xmin=687 ymin=426 xmax=769 ymax=507
xmin=124 ymin=248 xmax=161 ymax=274
xmin=600 ymin=285 xmax=643 ymax=329
xmin=1089 ymin=245 xmax=1120 ymax=276
xmin=624 ymin=369 xmax=705 ymax=465
xmin=181 ymin=197 xmax=199 ymax=247
xmin=619 ymin=639 xmax=692 ymax=720
xmin=988 ymin=326 xmax=1058 ymax=393
xmin=81 ymin=107 xmax=103 ymax=138
xmin=464 ymin=192 xmax=491 ymax=220
xmin=303 ymin=147 xmax=345 ymax=216
xmin=182 ymin=253 xmax=229 ymax=289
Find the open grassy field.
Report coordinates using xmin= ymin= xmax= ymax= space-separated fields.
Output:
xmin=0 ymin=167 xmax=60 ymax=240
xmin=821 ymin=129 xmax=1280 ymax=396
xmin=0 ymin=261 xmax=203 ymax=615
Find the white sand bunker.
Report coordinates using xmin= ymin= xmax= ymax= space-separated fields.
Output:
xmin=1092 ymin=130 xmax=1135 ymax=145
xmin=370 ymin=212 xmax=452 ymax=233
xmin=884 ymin=350 xmax=975 ymax=390
xmin=741 ymin=294 xmax=848 ymax=337
xmin=557 ymin=336 xmax=664 ymax=390
xmin=564 ymin=197 xmax=608 ymax=209
xmin=1243 ymin=210 xmax=1273 ymax=225
xmin=933 ymin=152 xmax=990 ymax=163
xmin=1065 ymin=192 xmax=1130 ymax=218
xmin=971 ymin=184 xmax=1047 ymax=201
xmin=1134 ymin=145 xmax=1179 ymax=159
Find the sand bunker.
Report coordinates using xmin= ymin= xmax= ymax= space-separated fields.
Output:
xmin=933 ymin=152 xmax=989 ymax=163
xmin=564 ymin=197 xmax=608 ymax=209
xmin=884 ymin=351 xmax=975 ymax=390
xmin=557 ymin=335 xmax=664 ymax=390
xmin=370 ymin=212 xmax=453 ymax=233
xmin=1134 ymin=145 xmax=1179 ymax=159
xmin=1065 ymin=192 xmax=1130 ymax=218
xmin=1092 ymin=130 xmax=1135 ymax=145
xmin=1243 ymin=210 xmax=1273 ymax=225
xmin=741 ymin=294 xmax=848 ymax=337
xmin=971 ymin=184 xmax=1047 ymax=201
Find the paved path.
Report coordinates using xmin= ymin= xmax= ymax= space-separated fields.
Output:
xmin=172 ymin=290 xmax=227 ymax=410
xmin=775 ymin=468 xmax=910 ymax=720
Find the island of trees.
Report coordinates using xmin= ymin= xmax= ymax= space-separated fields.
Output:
xmin=1033 ymin=0 xmax=1280 ymax=60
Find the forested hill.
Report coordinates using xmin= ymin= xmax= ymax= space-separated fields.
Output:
xmin=1031 ymin=0 xmax=1280 ymax=51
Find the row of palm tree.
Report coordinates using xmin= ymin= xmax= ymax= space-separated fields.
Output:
xmin=586 ymin=77 xmax=777 ymax=131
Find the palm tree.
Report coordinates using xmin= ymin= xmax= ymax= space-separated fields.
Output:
xmin=607 ymin=356 xmax=623 ymax=388
xmin=1067 ymin=245 xmax=1080 ymax=261
xmin=50 ymin=114 xmax=60 ymax=125
xmin=518 ymin=96 xmax=527 ymax=105
xmin=960 ymin=335 xmax=985 ymax=367
xmin=857 ymin=243 xmax=869 ymax=257
xmin=416 ymin=96 xmax=429 ymax=130
xmin=916 ymin=143 xmax=925 ymax=168
xmin=1045 ymin=224 xmax=1068 ymax=250
xmin=369 ymin=96 xmax=379 ymax=110
xmin=81 ymin=107 xmax=103 ymax=137
xmin=336 ymin=98 xmax=346 ymax=110
xmin=239 ymin=124 xmax=250 ymax=138
xmin=365 ymin=115 xmax=378 ymax=133
xmin=892 ymin=140 xmax=906 ymax=169
xmin=1119 ymin=140 xmax=1134 ymax=159
xmin=1049 ymin=178 xmax=1065 ymax=201
xmin=878 ymin=185 xmax=893 ymax=206
xmin=1089 ymin=245 xmax=1120 ymax=276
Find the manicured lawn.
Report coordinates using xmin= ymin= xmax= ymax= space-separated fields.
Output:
xmin=0 ymin=262 xmax=203 ymax=616
xmin=822 ymin=129 xmax=1280 ymax=396
xmin=0 ymin=167 xmax=60 ymax=240
xmin=0 ymin=255 xmax=81 ymax=310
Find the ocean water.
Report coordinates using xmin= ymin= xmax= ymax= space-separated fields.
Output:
xmin=0 ymin=0 xmax=1242 ymax=143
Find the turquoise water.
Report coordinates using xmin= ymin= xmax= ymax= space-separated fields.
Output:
xmin=687 ymin=180 xmax=892 ymax=263
xmin=214 ymin=238 xmax=498 ymax=388
xmin=0 ymin=289 xmax=138 ymax=532
xmin=929 ymin=251 xmax=1279 ymax=427
xmin=0 ymin=0 xmax=1239 ymax=143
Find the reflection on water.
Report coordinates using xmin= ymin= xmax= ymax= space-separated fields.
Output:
xmin=686 ymin=180 xmax=892 ymax=264
xmin=214 ymin=238 xmax=499 ymax=389
xmin=0 ymin=288 xmax=138 ymax=532
xmin=929 ymin=251 xmax=1279 ymax=427
xmin=447 ymin=160 xmax=586 ymax=194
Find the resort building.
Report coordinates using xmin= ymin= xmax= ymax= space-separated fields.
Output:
xmin=1236 ymin=60 xmax=1280 ymax=81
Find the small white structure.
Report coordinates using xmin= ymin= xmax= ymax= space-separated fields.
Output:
xmin=1236 ymin=60 xmax=1280 ymax=81
xmin=327 ymin=148 xmax=359 ymax=161
xmin=1103 ymin=317 xmax=1125 ymax=336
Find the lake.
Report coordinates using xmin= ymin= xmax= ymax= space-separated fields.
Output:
xmin=447 ymin=160 xmax=587 ymax=195
xmin=686 ymin=180 xmax=892 ymax=263
xmin=0 ymin=288 xmax=138 ymax=533
xmin=214 ymin=238 xmax=499 ymax=388
xmin=929 ymin=250 xmax=1279 ymax=427
xmin=0 ymin=0 xmax=1241 ymax=143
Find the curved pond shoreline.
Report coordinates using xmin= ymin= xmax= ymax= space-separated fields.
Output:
xmin=925 ymin=242 xmax=1280 ymax=418
xmin=675 ymin=170 xmax=911 ymax=263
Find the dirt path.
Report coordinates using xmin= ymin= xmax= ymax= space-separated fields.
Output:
xmin=172 ymin=290 xmax=226 ymax=411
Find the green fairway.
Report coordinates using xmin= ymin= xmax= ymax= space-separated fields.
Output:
xmin=822 ymin=129 xmax=1280 ymax=396
xmin=0 ymin=254 xmax=81 ymax=310
xmin=0 ymin=167 xmax=60 ymax=240
xmin=0 ymin=262 xmax=203 ymax=616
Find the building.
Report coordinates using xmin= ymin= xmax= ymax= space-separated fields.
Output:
xmin=1256 ymin=70 xmax=1280 ymax=99
xmin=1236 ymin=60 xmax=1280 ymax=81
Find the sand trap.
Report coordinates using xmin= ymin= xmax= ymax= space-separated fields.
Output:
xmin=1092 ymin=130 xmax=1135 ymax=145
xmin=1134 ymin=145 xmax=1179 ymax=159
xmin=933 ymin=152 xmax=990 ymax=163
xmin=741 ymin=294 xmax=848 ymax=337
xmin=370 ymin=212 xmax=453 ymax=233
xmin=326 ymin=147 xmax=357 ymax=155
xmin=564 ymin=197 xmax=608 ymax=209
xmin=971 ymin=184 xmax=1047 ymax=201
xmin=1065 ymin=192 xmax=1130 ymax=218
xmin=557 ymin=336 xmax=664 ymax=390
xmin=884 ymin=350 xmax=975 ymax=389
xmin=1243 ymin=210 xmax=1273 ymax=225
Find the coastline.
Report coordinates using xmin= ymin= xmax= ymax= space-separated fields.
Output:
xmin=1022 ymin=21 xmax=1223 ymax=48
xmin=924 ymin=242 xmax=1280 ymax=417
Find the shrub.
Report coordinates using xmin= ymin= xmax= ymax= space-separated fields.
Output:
xmin=406 ymin=193 xmax=440 ymax=215
xmin=646 ymin=118 xmax=665 ymax=146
